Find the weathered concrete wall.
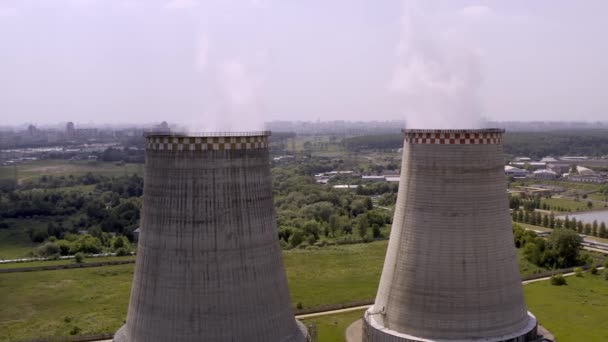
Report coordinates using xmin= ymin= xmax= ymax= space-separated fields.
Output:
xmin=367 ymin=129 xmax=537 ymax=341
xmin=115 ymin=133 xmax=306 ymax=342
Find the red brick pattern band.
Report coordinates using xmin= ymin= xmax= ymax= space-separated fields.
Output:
xmin=146 ymin=135 xmax=268 ymax=151
xmin=404 ymin=131 xmax=502 ymax=145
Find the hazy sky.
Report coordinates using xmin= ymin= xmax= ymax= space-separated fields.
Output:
xmin=1 ymin=0 xmax=607 ymax=129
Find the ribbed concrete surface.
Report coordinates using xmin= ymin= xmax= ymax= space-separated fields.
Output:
xmin=115 ymin=133 xmax=306 ymax=342
xmin=367 ymin=129 xmax=537 ymax=341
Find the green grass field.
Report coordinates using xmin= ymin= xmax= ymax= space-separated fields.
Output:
xmin=301 ymin=273 xmax=608 ymax=342
xmin=301 ymin=309 xmax=366 ymax=342
xmin=0 ymin=219 xmax=50 ymax=260
xmin=524 ymin=271 xmax=608 ymax=341
xmin=541 ymin=197 xmax=593 ymax=212
xmin=0 ymin=265 xmax=134 ymax=342
xmin=0 ymin=242 xmax=388 ymax=341
xmin=0 ymin=239 xmax=606 ymax=341
xmin=285 ymin=242 xmax=386 ymax=309
xmin=0 ymin=255 xmax=135 ymax=270
xmin=0 ymin=160 xmax=143 ymax=184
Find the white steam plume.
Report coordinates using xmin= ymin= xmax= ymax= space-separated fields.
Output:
xmin=186 ymin=2 xmax=267 ymax=133
xmin=391 ymin=1 xmax=487 ymax=129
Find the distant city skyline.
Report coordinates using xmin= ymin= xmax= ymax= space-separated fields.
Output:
xmin=2 ymin=1 xmax=608 ymax=128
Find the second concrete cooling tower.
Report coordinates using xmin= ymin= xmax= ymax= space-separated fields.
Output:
xmin=361 ymin=129 xmax=538 ymax=342
xmin=114 ymin=132 xmax=307 ymax=342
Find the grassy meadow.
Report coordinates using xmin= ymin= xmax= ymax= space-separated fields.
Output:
xmin=524 ymin=271 xmax=608 ymax=341
xmin=301 ymin=309 xmax=366 ymax=342
xmin=0 ymin=160 xmax=143 ymax=184
xmin=1 ymin=240 xmax=608 ymax=341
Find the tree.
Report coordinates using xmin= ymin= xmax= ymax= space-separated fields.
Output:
xmin=289 ymin=230 xmax=305 ymax=248
xmin=356 ymin=214 xmax=369 ymax=238
xmin=599 ymin=222 xmax=607 ymax=238
xmin=576 ymin=221 xmax=584 ymax=233
xmin=583 ymin=223 xmax=591 ymax=235
xmin=587 ymin=201 xmax=593 ymax=209
xmin=541 ymin=214 xmax=549 ymax=227
xmin=547 ymin=228 xmax=583 ymax=268
xmin=328 ymin=214 xmax=341 ymax=237
xmin=372 ymin=224 xmax=382 ymax=238
xmin=549 ymin=212 xmax=556 ymax=228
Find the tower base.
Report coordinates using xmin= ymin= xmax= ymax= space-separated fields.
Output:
xmin=345 ymin=308 xmax=542 ymax=342
xmin=113 ymin=320 xmax=310 ymax=342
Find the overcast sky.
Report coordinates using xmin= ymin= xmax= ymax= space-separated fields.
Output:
xmin=1 ymin=0 xmax=607 ymax=129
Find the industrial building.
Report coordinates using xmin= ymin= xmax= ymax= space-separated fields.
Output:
xmin=350 ymin=129 xmax=541 ymax=342
xmin=114 ymin=132 xmax=308 ymax=342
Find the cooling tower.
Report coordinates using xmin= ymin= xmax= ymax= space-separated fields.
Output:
xmin=114 ymin=132 xmax=307 ymax=342
xmin=362 ymin=129 xmax=538 ymax=342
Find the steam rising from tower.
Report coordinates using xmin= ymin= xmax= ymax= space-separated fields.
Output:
xmin=114 ymin=132 xmax=307 ymax=342
xmin=361 ymin=129 xmax=538 ymax=342
xmin=391 ymin=1 xmax=485 ymax=128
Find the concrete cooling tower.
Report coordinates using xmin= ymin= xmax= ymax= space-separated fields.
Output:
xmin=358 ymin=129 xmax=538 ymax=342
xmin=114 ymin=132 xmax=308 ymax=342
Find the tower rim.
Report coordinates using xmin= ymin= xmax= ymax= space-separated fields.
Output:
xmin=143 ymin=131 xmax=271 ymax=138
xmin=403 ymin=128 xmax=505 ymax=134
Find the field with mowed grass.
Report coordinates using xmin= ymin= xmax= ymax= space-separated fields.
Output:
xmin=301 ymin=309 xmax=366 ymax=342
xmin=0 ymin=160 xmax=143 ymax=184
xmin=1 ymin=239 xmax=607 ymax=341
xmin=0 ymin=220 xmax=50 ymax=260
xmin=303 ymin=273 xmax=608 ymax=342
xmin=0 ymin=264 xmax=134 ymax=342
xmin=524 ymin=271 xmax=608 ymax=342
xmin=541 ymin=197 xmax=594 ymax=212
xmin=0 ymin=242 xmax=388 ymax=341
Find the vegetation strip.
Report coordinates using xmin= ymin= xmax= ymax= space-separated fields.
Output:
xmin=0 ymin=260 xmax=135 ymax=273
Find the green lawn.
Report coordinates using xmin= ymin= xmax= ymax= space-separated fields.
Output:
xmin=0 ymin=220 xmax=48 ymax=260
xmin=524 ymin=271 xmax=608 ymax=342
xmin=284 ymin=242 xmax=386 ymax=309
xmin=541 ymin=197 xmax=593 ymax=212
xmin=0 ymin=265 xmax=134 ymax=342
xmin=0 ymin=160 xmax=143 ymax=184
xmin=0 ymin=255 xmax=135 ymax=270
xmin=1 ymin=240 xmax=605 ymax=341
xmin=301 ymin=309 xmax=366 ymax=342
xmin=304 ymin=273 xmax=608 ymax=342
xmin=0 ymin=242 xmax=387 ymax=341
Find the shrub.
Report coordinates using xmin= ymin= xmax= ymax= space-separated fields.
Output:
xmin=64 ymin=316 xmax=72 ymax=323
xmin=37 ymin=242 xmax=61 ymax=258
xmin=550 ymin=274 xmax=567 ymax=286
xmin=69 ymin=326 xmax=81 ymax=335
xmin=74 ymin=252 xmax=85 ymax=264
xmin=590 ymin=266 xmax=598 ymax=275
xmin=115 ymin=247 xmax=130 ymax=256
xmin=296 ymin=302 xmax=303 ymax=310
xmin=574 ymin=267 xmax=583 ymax=277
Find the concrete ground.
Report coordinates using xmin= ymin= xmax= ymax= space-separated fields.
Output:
xmin=345 ymin=319 xmax=362 ymax=342
xmin=344 ymin=320 xmax=555 ymax=342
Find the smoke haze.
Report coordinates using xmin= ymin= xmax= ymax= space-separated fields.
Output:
xmin=2 ymin=1 xmax=608 ymax=126
xmin=391 ymin=1 xmax=484 ymax=129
